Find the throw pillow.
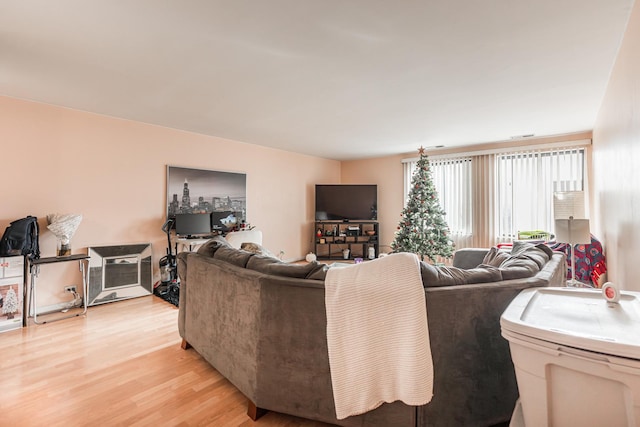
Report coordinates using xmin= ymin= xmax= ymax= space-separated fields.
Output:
xmin=240 ymin=242 xmax=278 ymax=259
xmin=499 ymin=242 xmax=552 ymax=279
xmin=196 ymin=235 xmax=231 ymax=258
xmin=481 ymin=246 xmax=510 ymax=267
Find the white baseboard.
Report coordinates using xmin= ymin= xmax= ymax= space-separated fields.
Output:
xmin=30 ymin=299 xmax=84 ymax=316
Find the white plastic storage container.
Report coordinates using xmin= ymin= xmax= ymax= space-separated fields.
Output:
xmin=501 ymin=287 xmax=640 ymax=427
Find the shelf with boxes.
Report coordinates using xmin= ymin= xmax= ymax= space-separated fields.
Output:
xmin=314 ymin=221 xmax=379 ymax=261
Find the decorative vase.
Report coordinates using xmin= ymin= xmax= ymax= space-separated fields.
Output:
xmin=305 ymin=252 xmax=317 ymax=263
xmin=343 ymin=249 xmax=350 ymax=259
xmin=57 ymin=239 xmax=71 ymax=257
xmin=47 ymin=213 xmax=82 ymax=257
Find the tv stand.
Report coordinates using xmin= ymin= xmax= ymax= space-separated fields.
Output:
xmin=314 ymin=221 xmax=378 ymax=261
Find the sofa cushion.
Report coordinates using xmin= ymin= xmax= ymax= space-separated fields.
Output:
xmin=512 ymin=241 xmax=553 ymax=267
xmin=421 ymin=262 xmax=502 ymax=287
xmin=499 ymin=242 xmax=552 ymax=280
xmin=307 ymin=263 xmax=331 ymax=281
xmin=246 ymin=255 xmax=326 ymax=279
xmin=196 ymin=235 xmax=231 ymax=258
xmin=481 ymin=246 xmax=510 ymax=267
xmin=213 ymin=246 xmax=254 ymax=268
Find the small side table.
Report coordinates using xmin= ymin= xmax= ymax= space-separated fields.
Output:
xmin=27 ymin=254 xmax=90 ymax=325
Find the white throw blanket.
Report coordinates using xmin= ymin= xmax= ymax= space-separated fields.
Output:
xmin=325 ymin=252 xmax=434 ymax=420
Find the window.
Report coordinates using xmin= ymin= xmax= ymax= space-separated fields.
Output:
xmin=496 ymin=148 xmax=585 ymax=239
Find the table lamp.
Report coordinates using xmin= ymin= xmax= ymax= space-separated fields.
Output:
xmin=553 ymin=191 xmax=585 ymax=219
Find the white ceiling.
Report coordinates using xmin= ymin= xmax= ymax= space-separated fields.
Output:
xmin=0 ymin=1 xmax=635 ymax=160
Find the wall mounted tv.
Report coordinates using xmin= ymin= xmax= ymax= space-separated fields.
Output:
xmin=315 ymin=184 xmax=377 ymax=221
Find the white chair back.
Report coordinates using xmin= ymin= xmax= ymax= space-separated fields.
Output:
xmin=225 ymin=229 xmax=263 ymax=249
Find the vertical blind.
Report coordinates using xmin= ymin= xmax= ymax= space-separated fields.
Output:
xmin=496 ymin=148 xmax=585 ymax=239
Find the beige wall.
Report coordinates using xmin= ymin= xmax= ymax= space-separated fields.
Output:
xmin=592 ymin=1 xmax=640 ymax=291
xmin=341 ymin=154 xmax=406 ymax=253
xmin=0 ymin=96 xmax=340 ymax=305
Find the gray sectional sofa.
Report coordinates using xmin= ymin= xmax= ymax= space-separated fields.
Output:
xmin=177 ymin=238 xmax=566 ymax=427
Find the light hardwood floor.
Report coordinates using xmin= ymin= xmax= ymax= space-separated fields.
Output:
xmin=0 ymin=296 xmax=331 ymax=427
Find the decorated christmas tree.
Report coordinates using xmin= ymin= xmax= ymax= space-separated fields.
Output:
xmin=2 ymin=287 xmax=19 ymax=320
xmin=391 ymin=147 xmax=454 ymax=262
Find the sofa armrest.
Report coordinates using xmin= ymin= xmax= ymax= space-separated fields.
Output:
xmin=176 ymin=251 xmax=190 ymax=339
xmin=178 ymin=253 xmax=262 ymax=403
xmin=452 ymin=248 xmax=489 ymax=269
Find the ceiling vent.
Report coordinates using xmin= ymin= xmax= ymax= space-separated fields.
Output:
xmin=510 ymin=134 xmax=535 ymax=140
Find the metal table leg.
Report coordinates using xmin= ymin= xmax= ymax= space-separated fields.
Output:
xmin=29 ymin=255 xmax=90 ymax=324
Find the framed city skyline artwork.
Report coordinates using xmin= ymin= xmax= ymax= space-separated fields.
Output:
xmin=166 ymin=166 xmax=247 ymax=227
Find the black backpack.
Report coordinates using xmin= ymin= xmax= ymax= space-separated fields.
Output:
xmin=0 ymin=216 xmax=40 ymax=259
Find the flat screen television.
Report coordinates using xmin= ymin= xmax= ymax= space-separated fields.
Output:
xmin=175 ymin=213 xmax=211 ymax=237
xmin=315 ymin=184 xmax=377 ymax=221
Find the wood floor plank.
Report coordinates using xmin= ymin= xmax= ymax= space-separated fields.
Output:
xmin=0 ymin=295 xmax=331 ymax=427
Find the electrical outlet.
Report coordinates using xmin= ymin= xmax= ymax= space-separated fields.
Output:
xmin=64 ymin=285 xmax=77 ymax=293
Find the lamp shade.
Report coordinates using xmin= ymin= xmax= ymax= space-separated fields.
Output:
xmin=554 ymin=191 xmax=586 ymax=219
xmin=554 ymin=218 xmax=591 ymax=244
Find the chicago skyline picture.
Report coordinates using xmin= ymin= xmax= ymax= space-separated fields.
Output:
xmin=166 ymin=166 xmax=246 ymax=221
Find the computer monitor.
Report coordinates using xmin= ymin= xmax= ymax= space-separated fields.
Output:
xmin=174 ymin=214 xmax=211 ymax=237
